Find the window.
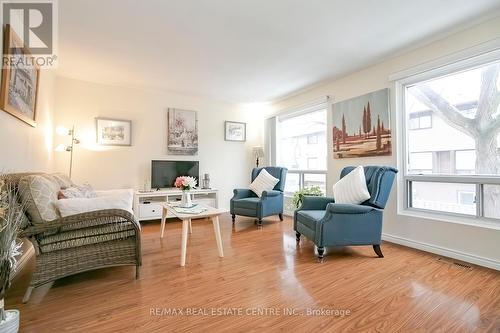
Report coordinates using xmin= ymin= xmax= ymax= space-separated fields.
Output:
xmin=277 ymin=106 xmax=327 ymax=196
xmin=458 ymin=191 xmax=475 ymax=206
xmin=455 ymin=150 xmax=475 ymax=174
xmin=409 ymin=152 xmax=433 ymax=174
xmin=307 ymin=134 xmax=318 ymax=144
xmin=409 ymin=111 xmax=432 ymax=130
xmin=401 ymin=59 xmax=500 ymax=223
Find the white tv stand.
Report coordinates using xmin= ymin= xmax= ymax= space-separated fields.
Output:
xmin=133 ymin=188 xmax=218 ymax=222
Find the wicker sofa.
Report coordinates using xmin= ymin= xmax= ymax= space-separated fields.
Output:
xmin=7 ymin=173 xmax=141 ymax=302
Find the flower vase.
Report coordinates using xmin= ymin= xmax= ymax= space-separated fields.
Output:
xmin=180 ymin=190 xmax=192 ymax=208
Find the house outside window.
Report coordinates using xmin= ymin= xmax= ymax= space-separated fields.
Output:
xmin=399 ymin=57 xmax=500 ymax=224
xmin=276 ymin=107 xmax=327 ymax=196
xmin=409 ymin=111 xmax=432 ymax=130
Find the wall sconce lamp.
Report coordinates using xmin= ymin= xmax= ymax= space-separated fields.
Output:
xmin=55 ymin=125 xmax=80 ymax=178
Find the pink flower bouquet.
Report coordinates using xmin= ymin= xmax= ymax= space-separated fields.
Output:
xmin=174 ymin=176 xmax=197 ymax=191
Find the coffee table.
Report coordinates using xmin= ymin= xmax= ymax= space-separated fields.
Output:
xmin=160 ymin=203 xmax=226 ymax=266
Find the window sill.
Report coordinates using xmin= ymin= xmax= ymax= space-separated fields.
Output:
xmin=398 ymin=208 xmax=500 ymax=231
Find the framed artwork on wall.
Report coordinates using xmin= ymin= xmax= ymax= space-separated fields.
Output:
xmin=332 ymin=88 xmax=392 ymax=158
xmin=167 ymin=108 xmax=198 ymax=155
xmin=0 ymin=24 xmax=40 ymax=127
xmin=95 ymin=117 xmax=132 ymax=146
xmin=224 ymin=121 xmax=246 ymax=142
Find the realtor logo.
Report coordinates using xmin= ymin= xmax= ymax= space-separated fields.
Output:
xmin=1 ymin=0 xmax=58 ymax=68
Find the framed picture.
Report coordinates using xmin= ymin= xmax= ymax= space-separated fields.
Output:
xmin=167 ymin=108 xmax=198 ymax=155
xmin=0 ymin=25 xmax=40 ymax=127
xmin=332 ymin=88 xmax=392 ymax=158
xmin=95 ymin=117 xmax=132 ymax=146
xmin=225 ymin=121 xmax=246 ymax=142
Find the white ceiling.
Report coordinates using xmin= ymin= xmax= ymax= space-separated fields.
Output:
xmin=57 ymin=0 xmax=500 ymax=103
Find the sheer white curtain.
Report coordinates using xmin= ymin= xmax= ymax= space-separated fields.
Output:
xmin=264 ymin=117 xmax=277 ymax=166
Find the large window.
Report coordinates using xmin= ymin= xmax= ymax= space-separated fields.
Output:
xmin=401 ymin=59 xmax=500 ymax=223
xmin=277 ymin=107 xmax=327 ymax=196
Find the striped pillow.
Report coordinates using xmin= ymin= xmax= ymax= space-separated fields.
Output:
xmin=249 ymin=169 xmax=279 ymax=197
xmin=332 ymin=166 xmax=371 ymax=204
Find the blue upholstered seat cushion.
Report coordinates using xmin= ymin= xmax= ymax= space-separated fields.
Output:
xmin=233 ymin=197 xmax=260 ymax=209
xmin=296 ymin=210 xmax=326 ymax=230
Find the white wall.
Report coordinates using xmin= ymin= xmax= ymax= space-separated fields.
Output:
xmin=0 ymin=69 xmax=56 ymax=172
xmin=53 ymin=77 xmax=264 ymax=209
xmin=272 ymin=16 xmax=500 ymax=269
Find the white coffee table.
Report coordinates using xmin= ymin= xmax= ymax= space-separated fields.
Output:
xmin=160 ymin=203 xmax=226 ymax=266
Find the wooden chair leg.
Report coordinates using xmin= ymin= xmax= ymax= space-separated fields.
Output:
xmin=135 ymin=265 xmax=141 ymax=279
xmin=231 ymin=214 xmax=235 ymax=224
xmin=278 ymin=213 xmax=283 ymax=221
xmin=296 ymin=232 xmax=301 ymax=243
xmin=373 ymin=245 xmax=384 ymax=258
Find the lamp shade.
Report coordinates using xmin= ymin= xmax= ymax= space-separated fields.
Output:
xmin=252 ymin=146 xmax=265 ymax=158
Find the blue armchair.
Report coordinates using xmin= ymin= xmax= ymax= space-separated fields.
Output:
xmin=294 ymin=166 xmax=397 ymax=260
xmin=231 ymin=167 xmax=287 ymax=226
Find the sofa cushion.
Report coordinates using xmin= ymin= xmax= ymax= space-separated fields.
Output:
xmin=233 ymin=197 xmax=261 ymax=209
xmin=19 ymin=175 xmax=61 ymax=224
xmin=38 ymin=221 xmax=136 ymax=253
xmin=55 ymin=190 xmax=133 ymax=218
xmin=60 ymin=185 xmax=97 ymax=199
xmin=296 ymin=210 xmax=326 ymax=230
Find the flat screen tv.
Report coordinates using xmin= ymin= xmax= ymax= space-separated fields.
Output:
xmin=151 ymin=160 xmax=199 ymax=189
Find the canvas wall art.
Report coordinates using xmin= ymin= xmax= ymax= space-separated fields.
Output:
xmin=167 ymin=108 xmax=198 ymax=155
xmin=0 ymin=25 xmax=39 ymax=127
xmin=332 ymin=88 xmax=391 ymax=158
xmin=96 ymin=117 xmax=132 ymax=146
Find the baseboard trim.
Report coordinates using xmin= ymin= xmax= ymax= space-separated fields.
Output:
xmin=382 ymin=233 xmax=500 ymax=271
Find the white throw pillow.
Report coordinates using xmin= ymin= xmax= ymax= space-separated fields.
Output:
xmin=332 ymin=166 xmax=371 ymax=204
xmin=249 ymin=169 xmax=280 ymax=197
xmin=55 ymin=190 xmax=133 ymax=217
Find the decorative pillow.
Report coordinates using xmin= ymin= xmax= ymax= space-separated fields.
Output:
xmin=55 ymin=192 xmax=133 ymax=218
xmin=332 ymin=166 xmax=371 ymax=204
xmin=249 ymin=169 xmax=279 ymax=197
xmin=50 ymin=173 xmax=74 ymax=189
xmin=18 ymin=175 xmax=60 ymax=224
xmin=59 ymin=185 xmax=97 ymax=199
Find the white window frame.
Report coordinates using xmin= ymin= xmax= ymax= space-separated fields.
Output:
xmin=273 ymin=97 xmax=329 ymax=198
xmin=393 ymin=40 xmax=500 ymax=230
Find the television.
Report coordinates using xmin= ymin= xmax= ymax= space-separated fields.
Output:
xmin=151 ymin=160 xmax=199 ymax=189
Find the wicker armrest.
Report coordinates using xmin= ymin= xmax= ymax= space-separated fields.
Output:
xmin=20 ymin=209 xmax=140 ymax=237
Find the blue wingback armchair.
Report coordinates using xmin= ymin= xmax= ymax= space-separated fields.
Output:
xmin=231 ymin=167 xmax=287 ymax=226
xmin=294 ymin=166 xmax=397 ymax=260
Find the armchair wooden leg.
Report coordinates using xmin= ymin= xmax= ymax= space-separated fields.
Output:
xmin=22 ymin=286 xmax=34 ymax=303
xmin=231 ymin=214 xmax=235 ymax=224
xmin=317 ymin=247 xmax=325 ymax=261
xmin=373 ymin=245 xmax=384 ymax=258
xmin=136 ymin=265 xmax=141 ymax=279
xmin=296 ymin=232 xmax=301 ymax=243
xmin=278 ymin=213 xmax=283 ymax=221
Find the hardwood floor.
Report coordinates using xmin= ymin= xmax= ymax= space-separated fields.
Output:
xmin=5 ymin=214 xmax=500 ymax=332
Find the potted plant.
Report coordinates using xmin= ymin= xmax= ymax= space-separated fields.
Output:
xmin=174 ymin=176 xmax=197 ymax=208
xmin=292 ymin=185 xmax=324 ymax=209
xmin=0 ymin=177 xmax=24 ymax=333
